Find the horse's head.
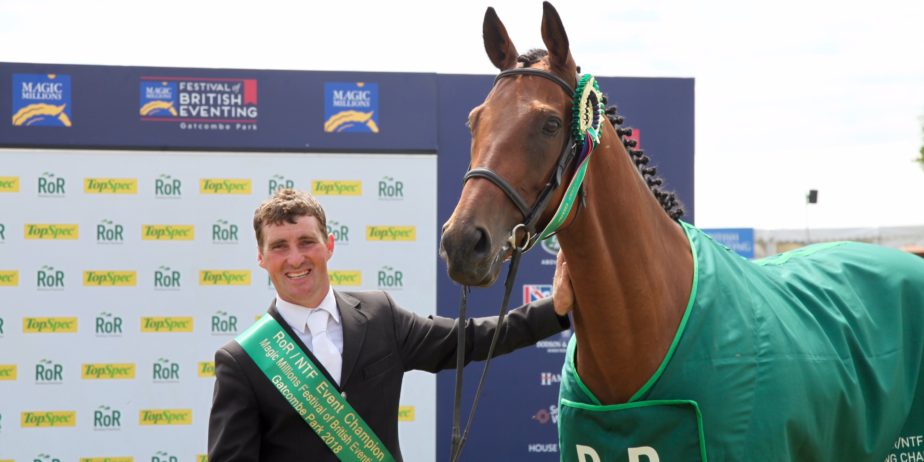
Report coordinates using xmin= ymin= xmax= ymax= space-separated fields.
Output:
xmin=440 ymin=2 xmax=579 ymax=286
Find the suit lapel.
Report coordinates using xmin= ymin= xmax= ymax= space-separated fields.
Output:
xmin=336 ymin=291 xmax=367 ymax=388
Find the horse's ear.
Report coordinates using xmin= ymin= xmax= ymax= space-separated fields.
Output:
xmin=540 ymin=1 xmax=576 ymax=77
xmin=483 ymin=7 xmax=519 ymax=71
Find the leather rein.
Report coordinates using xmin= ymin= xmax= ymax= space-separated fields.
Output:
xmin=449 ymin=67 xmax=579 ymax=462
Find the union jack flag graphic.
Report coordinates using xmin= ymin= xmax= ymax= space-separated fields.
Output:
xmin=523 ymin=284 xmax=553 ymax=304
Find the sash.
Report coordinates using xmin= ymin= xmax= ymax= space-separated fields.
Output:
xmin=236 ymin=314 xmax=396 ymax=462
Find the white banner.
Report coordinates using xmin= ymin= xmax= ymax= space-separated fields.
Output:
xmin=0 ymin=149 xmax=437 ymax=462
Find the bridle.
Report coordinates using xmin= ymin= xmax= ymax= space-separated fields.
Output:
xmin=462 ymin=67 xmax=580 ymax=252
xmin=449 ymin=67 xmax=582 ymax=462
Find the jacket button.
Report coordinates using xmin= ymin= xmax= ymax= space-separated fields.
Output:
xmin=341 ymin=391 xmax=348 ymax=399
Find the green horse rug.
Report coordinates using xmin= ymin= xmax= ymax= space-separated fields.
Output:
xmin=559 ymin=222 xmax=924 ymax=461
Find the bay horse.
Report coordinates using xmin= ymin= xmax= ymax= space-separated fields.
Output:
xmin=439 ymin=2 xmax=924 ymax=461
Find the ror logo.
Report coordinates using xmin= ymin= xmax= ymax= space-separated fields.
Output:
xmin=95 ymin=312 xmax=123 ymax=336
xmin=96 ymin=219 xmax=124 ymax=244
xmin=93 ymin=405 xmax=122 ymax=430
xmin=152 ymin=358 xmax=180 ymax=382
xmin=36 ymin=266 xmax=65 ymax=290
xmin=154 ymin=266 xmax=182 ymax=290
xmin=211 ymin=311 xmax=239 ymax=335
xmin=212 ymin=219 xmax=239 ymax=244
xmin=268 ymin=174 xmax=294 ymax=195
xmin=155 ymin=174 xmax=183 ymax=198
xmin=37 ymin=172 xmax=65 ymax=196
xmin=575 ymin=445 xmax=661 ymax=462
xmin=328 ymin=221 xmax=350 ymax=244
xmin=377 ymin=176 xmax=404 ymax=200
xmin=34 ymin=360 xmax=64 ymax=383
xmin=377 ymin=266 xmax=404 ymax=289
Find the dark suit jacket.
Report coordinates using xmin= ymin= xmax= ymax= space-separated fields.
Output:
xmin=208 ymin=290 xmax=568 ymax=462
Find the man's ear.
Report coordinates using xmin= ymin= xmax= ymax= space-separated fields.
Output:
xmin=326 ymin=233 xmax=335 ymax=260
xmin=257 ymin=245 xmax=266 ymax=269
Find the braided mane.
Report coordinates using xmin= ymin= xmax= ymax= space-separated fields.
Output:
xmin=515 ymin=49 xmax=685 ymax=220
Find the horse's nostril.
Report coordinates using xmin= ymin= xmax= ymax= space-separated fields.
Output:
xmin=473 ymin=226 xmax=490 ymax=256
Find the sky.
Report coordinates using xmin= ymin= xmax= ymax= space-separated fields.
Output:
xmin=2 ymin=0 xmax=923 ymax=230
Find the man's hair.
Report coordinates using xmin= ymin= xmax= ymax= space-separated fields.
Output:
xmin=253 ymin=188 xmax=327 ymax=249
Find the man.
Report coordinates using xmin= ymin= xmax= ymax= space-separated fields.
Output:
xmin=208 ymin=188 xmax=573 ymax=462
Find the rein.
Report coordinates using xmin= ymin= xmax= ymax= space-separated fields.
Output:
xmin=450 ymin=67 xmax=600 ymax=461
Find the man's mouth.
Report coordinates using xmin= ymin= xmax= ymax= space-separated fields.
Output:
xmin=286 ymin=269 xmax=311 ymax=279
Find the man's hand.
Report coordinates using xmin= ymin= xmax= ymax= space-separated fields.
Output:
xmin=552 ymin=251 xmax=575 ymax=316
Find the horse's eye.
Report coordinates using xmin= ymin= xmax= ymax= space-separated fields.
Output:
xmin=543 ymin=118 xmax=562 ymax=135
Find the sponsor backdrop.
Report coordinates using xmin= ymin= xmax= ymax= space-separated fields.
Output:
xmin=0 ymin=63 xmax=694 ymax=461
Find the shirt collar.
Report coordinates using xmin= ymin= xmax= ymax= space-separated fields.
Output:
xmin=275 ymin=288 xmax=340 ymax=335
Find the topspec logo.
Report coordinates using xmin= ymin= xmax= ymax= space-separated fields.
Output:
xmin=34 ymin=359 xmax=64 ymax=384
xmin=142 ymin=225 xmax=195 ymax=241
xmin=141 ymin=317 xmax=193 ymax=333
xmin=328 ymin=270 xmax=361 ymax=287
xmin=83 ymin=270 xmax=137 ymax=287
xmin=23 ymin=317 xmax=78 ymax=333
xmin=540 ymin=235 xmax=560 ymax=266
xmin=81 ymin=363 xmax=135 ymax=380
xmin=328 ymin=220 xmax=350 ymax=245
xmin=324 ymin=82 xmax=379 ymax=133
xmin=24 ymin=224 xmax=79 ymax=240
xmin=152 ymin=358 xmax=180 ymax=383
xmin=523 ymin=284 xmax=552 ymax=304
xmin=268 ymin=174 xmax=294 ymax=196
xmin=0 ymin=365 xmax=16 ymax=380
xmin=155 ymin=174 xmax=183 ymax=198
xmin=212 ymin=219 xmax=239 ymax=244
xmin=139 ymin=409 xmax=192 ymax=426
xmin=211 ymin=310 xmax=239 ymax=335
xmin=199 ymin=270 xmax=250 ymax=286
xmin=84 ymin=178 xmax=138 ymax=195
xmin=312 ymin=180 xmax=361 ymax=196
xmin=540 ymin=371 xmax=562 ymax=386
xmin=377 ymin=176 xmax=404 ymax=200
xmin=96 ymin=219 xmax=125 ymax=244
xmin=36 ymin=265 xmax=65 ymax=290
xmin=12 ymin=73 xmax=72 ymax=127
xmin=377 ymin=266 xmax=404 ymax=290
xmin=140 ymin=77 xmax=258 ymax=131
xmin=95 ymin=312 xmax=124 ymax=336
xmin=37 ymin=172 xmax=66 ymax=196
xmin=0 ymin=270 xmax=18 ymax=287
xmin=0 ymin=177 xmax=19 ymax=192
xmin=93 ymin=405 xmax=123 ymax=431
xmin=366 ymin=226 xmax=415 ymax=242
xmin=532 ymin=404 xmax=559 ymax=425
xmin=200 ymin=178 xmax=252 ymax=195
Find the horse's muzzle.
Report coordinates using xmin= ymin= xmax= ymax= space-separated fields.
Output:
xmin=440 ymin=221 xmax=503 ymax=287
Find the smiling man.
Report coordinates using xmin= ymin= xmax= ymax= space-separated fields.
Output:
xmin=208 ymin=188 xmax=573 ymax=462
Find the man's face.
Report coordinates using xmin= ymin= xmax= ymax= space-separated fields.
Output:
xmin=258 ymin=215 xmax=334 ymax=308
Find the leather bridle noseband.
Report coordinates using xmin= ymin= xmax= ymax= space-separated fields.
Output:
xmin=449 ymin=67 xmax=580 ymax=462
xmin=462 ymin=67 xmax=580 ymax=252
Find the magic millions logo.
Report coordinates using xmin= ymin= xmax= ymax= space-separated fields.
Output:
xmin=366 ymin=225 xmax=415 ymax=241
xmin=84 ymin=177 xmax=138 ymax=194
xmin=12 ymin=73 xmax=72 ymax=127
xmin=324 ymin=81 xmax=379 ymax=133
xmin=152 ymin=358 xmax=181 ymax=383
xmin=328 ymin=220 xmax=350 ymax=245
xmin=377 ymin=176 xmax=405 ymax=201
xmin=95 ymin=312 xmax=124 ymax=337
xmin=268 ymin=174 xmax=294 ymax=196
xmin=34 ymin=359 xmax=64 ymax=384
xmin=155 ymin=174 xmax=183 ymax=198
xmin=199 ymin=270 xmax=250 ymax=286
xmin=211 ymin=310 xmax=239 ymax=335
xmin=36 ymin=265 xmax=66 ymax=290
xmin=83 ymin=270 xmax=137 ymax=287
xmin=140 ymin=76 xmax=259 ymax=131
xmin=377 ymin=265 xmax=404 ymax=290
xmin=37 ymin=171 xmax=66 ymax=197
xmin=139 ymin=409 xmax=192 ymax=426
xmin=154 ymin=266 xmax=182 ymax=290
xmin=96 ymin=219 xmax=125 ymax=244
xmin=92 ymin=405 xmax=123 ymax=431
xmin=212 ymin=219 xmax=239 ymax=244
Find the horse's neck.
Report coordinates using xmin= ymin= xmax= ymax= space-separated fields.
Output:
xmin=557 ymin=126 xmax=693 ymax=404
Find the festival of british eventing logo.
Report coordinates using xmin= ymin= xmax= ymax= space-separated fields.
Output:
xmin=12 ymin=74 xmax=72 ymax=127
xmin=139 ymin=77 xmax=258 ymax=131
xmin=324 ymin=82 xmax=379 ymax=133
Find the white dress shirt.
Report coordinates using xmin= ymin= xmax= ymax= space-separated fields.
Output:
xmin=274 ymin=288 xmax=344 ymax=357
